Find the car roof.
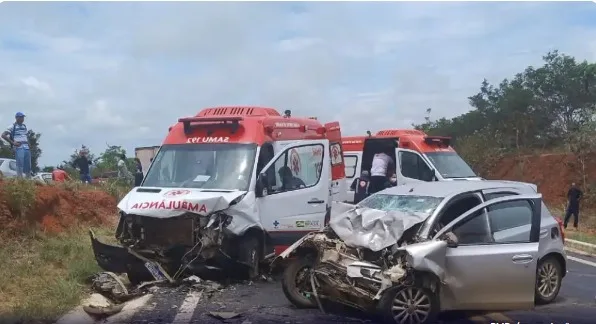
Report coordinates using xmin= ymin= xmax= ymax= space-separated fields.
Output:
xmin=380 ymin=180 xmax=537 ymax=198
xmin=0 ymin=158 xmax=15 ymax=162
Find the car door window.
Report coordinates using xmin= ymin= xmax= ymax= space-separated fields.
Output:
xmin=268 ymin=144 xmax=324 ymax=194
xmin=450 ymin=200 xmax=534 ymax=245
xmin=344 ymin=155 xmax=358 ymax=178
xmin=399 ymin=151 xmax=432 ymax=181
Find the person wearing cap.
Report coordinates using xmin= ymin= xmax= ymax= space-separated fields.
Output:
xmin=2 ymin=112 xmax=31 ymax=178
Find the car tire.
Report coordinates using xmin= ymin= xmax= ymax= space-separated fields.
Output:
xmin=281 ymin=257 xmax=318 ymax=309
xmin=378 ymin=285 xmax=439 ymax=324
xmin=535 ymin=256 xmax=562 ymax=304
xmin=239 ymin=235 xmax=262 ymax=280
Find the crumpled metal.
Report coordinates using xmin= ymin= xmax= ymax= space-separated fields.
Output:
xmin=329 ymin=206 xmax=429 ymax=251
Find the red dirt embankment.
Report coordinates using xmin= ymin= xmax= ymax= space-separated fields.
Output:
xmin=487 ymin=152 xmax=596 ymax=208
xmin=0 ymin=179 xmax=118 ymax=235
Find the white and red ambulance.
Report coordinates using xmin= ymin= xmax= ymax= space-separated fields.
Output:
xmin=91 ymin=106 xmax=346 ymax=282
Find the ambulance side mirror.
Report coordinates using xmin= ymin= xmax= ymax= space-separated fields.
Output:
xmin=255 ymin=172 xmax=268 ymax=198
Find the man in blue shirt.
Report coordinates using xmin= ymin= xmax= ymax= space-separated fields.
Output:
xmin=2 ymin=112 xmax=31 ymax=178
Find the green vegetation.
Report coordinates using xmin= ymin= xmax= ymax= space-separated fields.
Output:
xmin=0 ymin=227 xmax=114 ymax=321
xmin=413 ymin=51 xmax=596 ymax=185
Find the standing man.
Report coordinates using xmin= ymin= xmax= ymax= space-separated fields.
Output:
xmin=117 ymin=154 xmax=133 ymax=185
xmin=1 ymin=112 xmax=31 ymax=179
xmin=73 ymin=150 xmax=92 ymax=183
xmin=564 ymin=182 xmax=583 ymax=230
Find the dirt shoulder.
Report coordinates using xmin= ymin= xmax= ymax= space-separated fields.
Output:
xmin=0 ymin=178 xmax=123 ymax=323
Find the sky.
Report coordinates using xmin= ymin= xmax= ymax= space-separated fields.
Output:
xmin=1 ymin=1 xmax=596 ymax=167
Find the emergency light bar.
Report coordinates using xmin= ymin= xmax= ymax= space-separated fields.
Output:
xmin=178 ymin=116 xmax=242 ymax=135
xmin=424 ymin=136 xmax=451 ymax=147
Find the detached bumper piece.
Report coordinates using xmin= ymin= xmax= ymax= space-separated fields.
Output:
xmin=89 ymin=230 xmax=173 ymax=283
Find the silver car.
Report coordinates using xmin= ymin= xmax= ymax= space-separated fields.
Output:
xmin=278 ymin=180 xmax=566 ymax=324
xmin=0 ymin=158 xmax=18 ymax=178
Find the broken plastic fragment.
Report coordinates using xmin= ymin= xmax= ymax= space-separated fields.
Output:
xmin=208 ymin=311 xmax=241 ymax=320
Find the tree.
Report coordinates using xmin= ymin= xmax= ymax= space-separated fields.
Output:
xmin=42 ymin=166 xmax=55 ymax=172
xmin=0 ymin=130 xmax=43 ymax=172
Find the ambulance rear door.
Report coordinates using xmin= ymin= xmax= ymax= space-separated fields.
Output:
xmin=325 ymin=122 xmax=347 ymax=203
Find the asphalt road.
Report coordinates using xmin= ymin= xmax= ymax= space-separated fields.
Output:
xmin=63 ymin=251 xmax=596 ymax=324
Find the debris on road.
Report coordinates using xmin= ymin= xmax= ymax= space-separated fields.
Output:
xmin=82 ymin=293 xmax=124 ymax=318
xmin=208 ymin=311 xmax=242 ymax=320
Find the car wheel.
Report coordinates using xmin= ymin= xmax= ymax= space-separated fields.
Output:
xmin=378 ymin=285 xmax=439 ymax=324
xmin=239 ymin=235 xmax=261 ymax=280
xmin=535 ymin=256 xmax=562 ymax=304
xmin=281 ymin=257 xmax=317 ymax=309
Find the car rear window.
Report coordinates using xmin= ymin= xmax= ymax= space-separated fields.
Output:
xmin=0 ymin=160 xmax=4 ymax=166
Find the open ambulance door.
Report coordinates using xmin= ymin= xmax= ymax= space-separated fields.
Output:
xmin=255 ymin=139 xmax=331 ymax=252
xmin=325 ymin=122 xmax=347 ymax=203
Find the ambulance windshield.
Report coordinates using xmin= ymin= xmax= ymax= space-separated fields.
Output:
xmin=424 ymin=151 xmax=477 ymax=179
xmin=143 ymin=143 xmax=257 ymax=191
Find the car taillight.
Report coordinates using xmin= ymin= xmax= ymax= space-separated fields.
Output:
xmin=555 ymin=216 xmax=565 ymax=243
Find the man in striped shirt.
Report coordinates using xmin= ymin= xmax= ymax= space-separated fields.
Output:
xmin=2 ymin=112 xmax=31 ymax=178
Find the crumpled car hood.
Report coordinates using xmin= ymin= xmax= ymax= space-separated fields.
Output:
xmin=117 ymin=188 xmax=248 ymax=218
xmin=329 ymin=206 xmax=429 ymax=252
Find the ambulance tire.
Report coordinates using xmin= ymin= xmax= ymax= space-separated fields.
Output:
xmin=282 ymin=257 xmax=317 ymax=309
xmin=239 ymin=235 xmax=262 ymax=280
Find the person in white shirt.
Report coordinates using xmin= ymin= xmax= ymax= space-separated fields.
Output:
xmin=369 ymin=146 xmax=395 ymax=194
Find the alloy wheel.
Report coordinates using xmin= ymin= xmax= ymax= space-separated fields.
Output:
xmin=537 ymin=261 xmax=559 ymax=298
xmin=391 ymin=286 xmax=431 ymax=324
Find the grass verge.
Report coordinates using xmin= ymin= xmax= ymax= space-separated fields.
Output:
xmin=0 ymin=226 xmax=115 ymax=323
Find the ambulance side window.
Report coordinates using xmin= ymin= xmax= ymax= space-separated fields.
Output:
xmin=399 ymin=151 xmax=432 ymax=181
xmin=267 ymin=144 xmax=324 ymax=194
xmin=257 ymin=143 xmax=275 ymax=186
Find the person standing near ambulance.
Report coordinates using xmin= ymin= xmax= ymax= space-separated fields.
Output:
xmin=2 ymin=112 xmax=31 ymax=178
xmin=369 ymin=145 xmax=395 ymax=194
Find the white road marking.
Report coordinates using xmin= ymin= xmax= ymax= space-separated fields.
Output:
xmin=568 ymin=255 xmax=596 ymax=268
xmin=171 ymin=291 xmax=203 ymax=324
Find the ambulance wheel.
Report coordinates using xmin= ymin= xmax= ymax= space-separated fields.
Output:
xmin=239 ymin=235 xmax=261 ymax=280
xmin=282 ymin=257 xmax=317 ymax=309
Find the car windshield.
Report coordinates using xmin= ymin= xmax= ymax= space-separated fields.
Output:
xmin=143 ymin=143 xmax=257 ymax=191
xmin=424 ymin=151 xmax=477 ymax=179
xmin=359 ymin=194 xmax=443 ymax=215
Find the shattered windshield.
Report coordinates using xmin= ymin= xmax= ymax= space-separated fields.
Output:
xmin=424 ymin=151 xmax=477 ymax=179
xmin=143 ymin=143 xmax=256 ymax=191
xmin=359 ymin=194 xmax=443 ymax=216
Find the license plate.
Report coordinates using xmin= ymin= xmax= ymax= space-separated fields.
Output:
xmin=144 ymin=261 xmax=167 ymax=281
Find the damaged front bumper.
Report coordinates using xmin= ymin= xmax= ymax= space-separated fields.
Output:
xmin=278 ymin=228 xmax=449 ymax=315
xmin=89 ymin=230 xmax=174 ymax=282
xmin=89 ymin=228 xmax=249 ymax=283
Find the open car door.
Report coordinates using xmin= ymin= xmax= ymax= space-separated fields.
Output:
xmin=434 ymin=194 xmax=542 ymax=311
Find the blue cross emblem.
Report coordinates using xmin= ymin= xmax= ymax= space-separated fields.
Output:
xmin=273 ymin=220 xmax=280 ymax=228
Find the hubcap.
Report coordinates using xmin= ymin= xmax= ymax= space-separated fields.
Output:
xmin=391 ymin=287 xmax=431 ymax=324
xmin=537 ymin=262 xmax=559 ymax=298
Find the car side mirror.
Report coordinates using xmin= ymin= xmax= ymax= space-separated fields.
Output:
xmin=441 ymin=232 xmax=459 ymax=248
xmin=255 ymin=172 xmax=268 ymax=198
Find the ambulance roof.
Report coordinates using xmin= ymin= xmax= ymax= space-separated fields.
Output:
xmin=341 ymin=129 xmax=454 ymax=153
xmin=163 ymin=106 xmax=329 ymax=145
